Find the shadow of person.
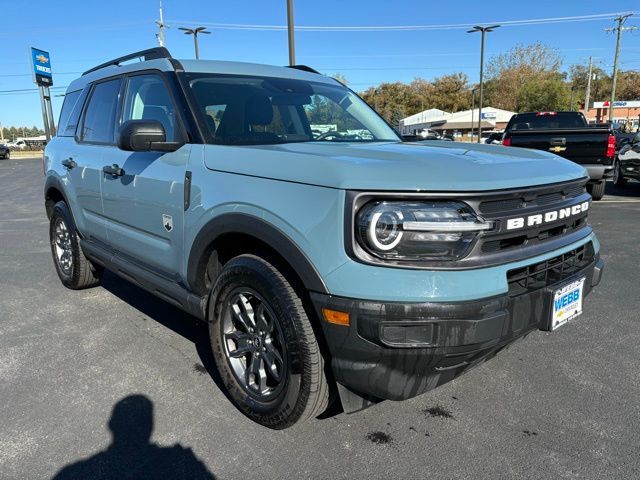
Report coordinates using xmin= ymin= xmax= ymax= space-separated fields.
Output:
xmin=51 ymin=395 xmax=215 ymax=480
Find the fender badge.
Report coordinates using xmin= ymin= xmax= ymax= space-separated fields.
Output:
xmin=162 ymin=214 xmax=173 ymax=232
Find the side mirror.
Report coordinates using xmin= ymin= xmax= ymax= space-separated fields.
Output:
xmin=118 ymin=120 xmax=182 ymax=152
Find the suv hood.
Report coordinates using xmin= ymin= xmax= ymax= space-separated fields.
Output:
xmin=202 ymin=141 xmax=587 ymax=191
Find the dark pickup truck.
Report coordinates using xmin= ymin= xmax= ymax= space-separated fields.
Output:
xmin=502 ymin=111 xmax=615 ymax=200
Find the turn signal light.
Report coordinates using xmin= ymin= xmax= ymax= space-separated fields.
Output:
xmin=322 ymin=308 xmax=350 ymax=326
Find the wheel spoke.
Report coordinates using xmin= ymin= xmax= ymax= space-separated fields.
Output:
xmin=263 ymin=348 xmax=282 ymax=382
xmin=232 ymin=294 xmax=256 ymax=331
xmin=255 ymin=304 xmax=271 ymax=333
xmin=246 ymin=354 xmax=268 ymax=394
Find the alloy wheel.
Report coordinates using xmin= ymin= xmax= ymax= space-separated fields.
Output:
xmin=221 ymin=288 xmax=288 ymax=399
xmin=53 ymin=218 xmax=73 ymax=275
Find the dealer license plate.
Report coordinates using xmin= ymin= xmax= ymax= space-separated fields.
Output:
xmin=551 ymin=278 xmax=585 ymax=330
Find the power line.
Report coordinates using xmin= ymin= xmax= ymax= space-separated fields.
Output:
xmin=170 ymin=12 xmax=635 ymax=32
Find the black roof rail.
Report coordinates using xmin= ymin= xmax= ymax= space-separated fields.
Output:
xmin=286 ymin=64 xmax=321 ymax=74
xmin=82 ymin=47 xmax=173 ymax=76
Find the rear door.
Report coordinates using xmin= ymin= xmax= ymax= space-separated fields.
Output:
xmin=100 ymin=72 xmax=189 ymax=275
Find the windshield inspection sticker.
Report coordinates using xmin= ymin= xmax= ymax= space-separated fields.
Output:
xmin=163 ymin=214 xmax=173 ymax=232
xmin=551 ymin=278 xmax=585 ymax=330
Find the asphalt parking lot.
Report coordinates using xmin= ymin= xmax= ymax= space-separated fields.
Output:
xmin=1 ymin=157 xmax=639 ymax=479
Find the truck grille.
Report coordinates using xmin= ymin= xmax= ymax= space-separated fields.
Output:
xmin=507 ymin=242 xmax=595 ymax=296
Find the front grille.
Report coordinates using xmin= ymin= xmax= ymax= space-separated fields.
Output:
xmin=478 ymin=183 xmax=586 ymax=215
xmin=507 ymin=242 xmax=595 ymax=296
xmin=474 ymin=180 xmax=591 ymax=255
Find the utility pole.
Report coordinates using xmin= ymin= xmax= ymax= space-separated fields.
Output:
xmin=179 ymin=27 xmax=211 ymax=60
xmin=570 ymin=85 xmax=576 ymax=111
xmin=605 ymin=13 xmax=637 ymax=123
xmin=583 ymin=56 xmax=593 ymax=116
xmin=470 ymin=88 xmax=477 ymax=141
xmin=156 ymin=0 xmax=167 ymax=47
xmin=286 ymin=0 xmax=296 ymax=65
xmin=468 ymin=25 xmax=500 ymax=143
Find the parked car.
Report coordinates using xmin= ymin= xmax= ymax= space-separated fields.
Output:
xmin=7 ymin=140 xmax=27 ymax=150
xmin=416 ymin=128 xmax=441 ymax=140
xmin=614 ymin=131 xmax=640 ymax=187
xmin=501 ymin=111 xmax=615 ymax=200
xmin=44 ymin=48 xmax=604 ymax=429
xmin=484 ymin=131 xmax=503 ymax=144
xmin=0 ymin=143 xmax=9 ymax=159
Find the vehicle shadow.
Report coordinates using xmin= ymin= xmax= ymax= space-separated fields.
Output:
xmin=51 ymin=394 xmax=215 ymax=480
xmin=605 ymin=179 xmax=640 ymax=197
xmin=99 ymin=271 xmax=232 ymax=403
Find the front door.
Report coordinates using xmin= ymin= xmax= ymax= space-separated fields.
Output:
xmin=100 ymin=72 xmax=189 ymax=276
xmin=70 ymin=78 xmax=124 ymax=243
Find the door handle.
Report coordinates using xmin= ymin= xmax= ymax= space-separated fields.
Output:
xmin=61 ymin=158 xmax=77 ymax=169
xmin=102 ymin=164 xmax=125 ymax=177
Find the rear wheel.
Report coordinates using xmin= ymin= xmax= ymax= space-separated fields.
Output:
xmin=613 ymin=158 xmax=627 ymax=187
xmin=587 ymin=180 xmax=606 ymax=201
xmin=208 ymin=254 xmax=330 ymax=429
xmin=49 ymin=201 xmax=102 ymax=289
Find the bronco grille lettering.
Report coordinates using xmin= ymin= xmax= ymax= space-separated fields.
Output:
xmin=506 ymin=201 xmax=589 ymax=231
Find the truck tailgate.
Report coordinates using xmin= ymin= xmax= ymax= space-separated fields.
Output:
xmin=508 ymin=128 xmax=612 ymax=165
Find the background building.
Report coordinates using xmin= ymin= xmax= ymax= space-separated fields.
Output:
xmin=400 ymin=107 xmax=516 ymax=140
xmin=585 ymin=100 xmax=640 ymax=130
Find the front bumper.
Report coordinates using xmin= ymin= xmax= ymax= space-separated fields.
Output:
xmin=312 ymin=247 xmax=604 ymax=409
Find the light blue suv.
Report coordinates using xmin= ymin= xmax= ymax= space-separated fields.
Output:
xmin=44 ymin=48 xmax=604 ymax=429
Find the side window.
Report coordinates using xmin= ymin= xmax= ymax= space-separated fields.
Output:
xmin=81 ymin=79 xmax=122 ymax=144
xmin=122 ymin=74 xmax=178 ymax=142
xmin=57 ymin=90 xmax=82 ymax=137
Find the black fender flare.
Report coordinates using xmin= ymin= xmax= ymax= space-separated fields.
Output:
xmin=44 ymin=175 xmax=71 ymax=219
xmin=187 ymin=213 xmax=329 ymax=296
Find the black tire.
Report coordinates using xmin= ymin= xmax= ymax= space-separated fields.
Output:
xmin=208 ymin=254 xmax=330 ymax=429
xmin=49 ymin=201 xmax=102 ymax=290
xmin=613 ymin=158 xmax=627 ymax=187
xmin=588 ymin=180 xmax=606 ymax=201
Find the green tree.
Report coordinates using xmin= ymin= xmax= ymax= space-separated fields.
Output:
xmin=485 ymin=43 xmax=568 ymax=111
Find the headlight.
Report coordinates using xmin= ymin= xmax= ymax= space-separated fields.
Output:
xmin=355 ymin=200 xmax=493 ymax=262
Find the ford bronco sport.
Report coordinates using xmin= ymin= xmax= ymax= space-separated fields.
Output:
xmin=44 ymin=48 xmax=604 ymax=429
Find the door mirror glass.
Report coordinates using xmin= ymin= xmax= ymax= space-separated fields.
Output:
xmin=118 ymin=119 xmax=180 ymax=152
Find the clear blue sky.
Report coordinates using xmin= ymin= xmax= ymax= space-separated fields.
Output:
xmin=1 ymin=0 xmax=639 ymax=128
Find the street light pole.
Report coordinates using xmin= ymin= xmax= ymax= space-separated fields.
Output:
xmin=468 ymin=25 xmax=499 ymax=143
xmin=286 ymin=0 xmax=296 ymax=65
xmin=179 ymin=26 xmax=211 ymax=60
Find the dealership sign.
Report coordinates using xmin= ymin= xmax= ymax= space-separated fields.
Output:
xmin=593 ymin=100 xmax=640 ymax=109
xmin=31 ymin=47 xmax=53 ymax=87
xmin=481 ymin=111 xmax=496 ymax=119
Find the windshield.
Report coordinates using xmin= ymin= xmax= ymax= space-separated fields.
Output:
xmin=181 ymin=73 xmax=399 ymax=145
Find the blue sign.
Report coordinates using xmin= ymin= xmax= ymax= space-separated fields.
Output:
xmin=31 ymin=47 xmax=53 ymax=86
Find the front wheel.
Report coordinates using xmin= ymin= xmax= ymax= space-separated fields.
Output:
xmin=49 ymin=201 xmax=102 ymax=289
xmin=613 ymin=158 xmax=627 ymax=187
xmin=587 ymin=180 xmax=606 ymax=201
xmin=208 ymin=254 xmax=330 ymax=429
